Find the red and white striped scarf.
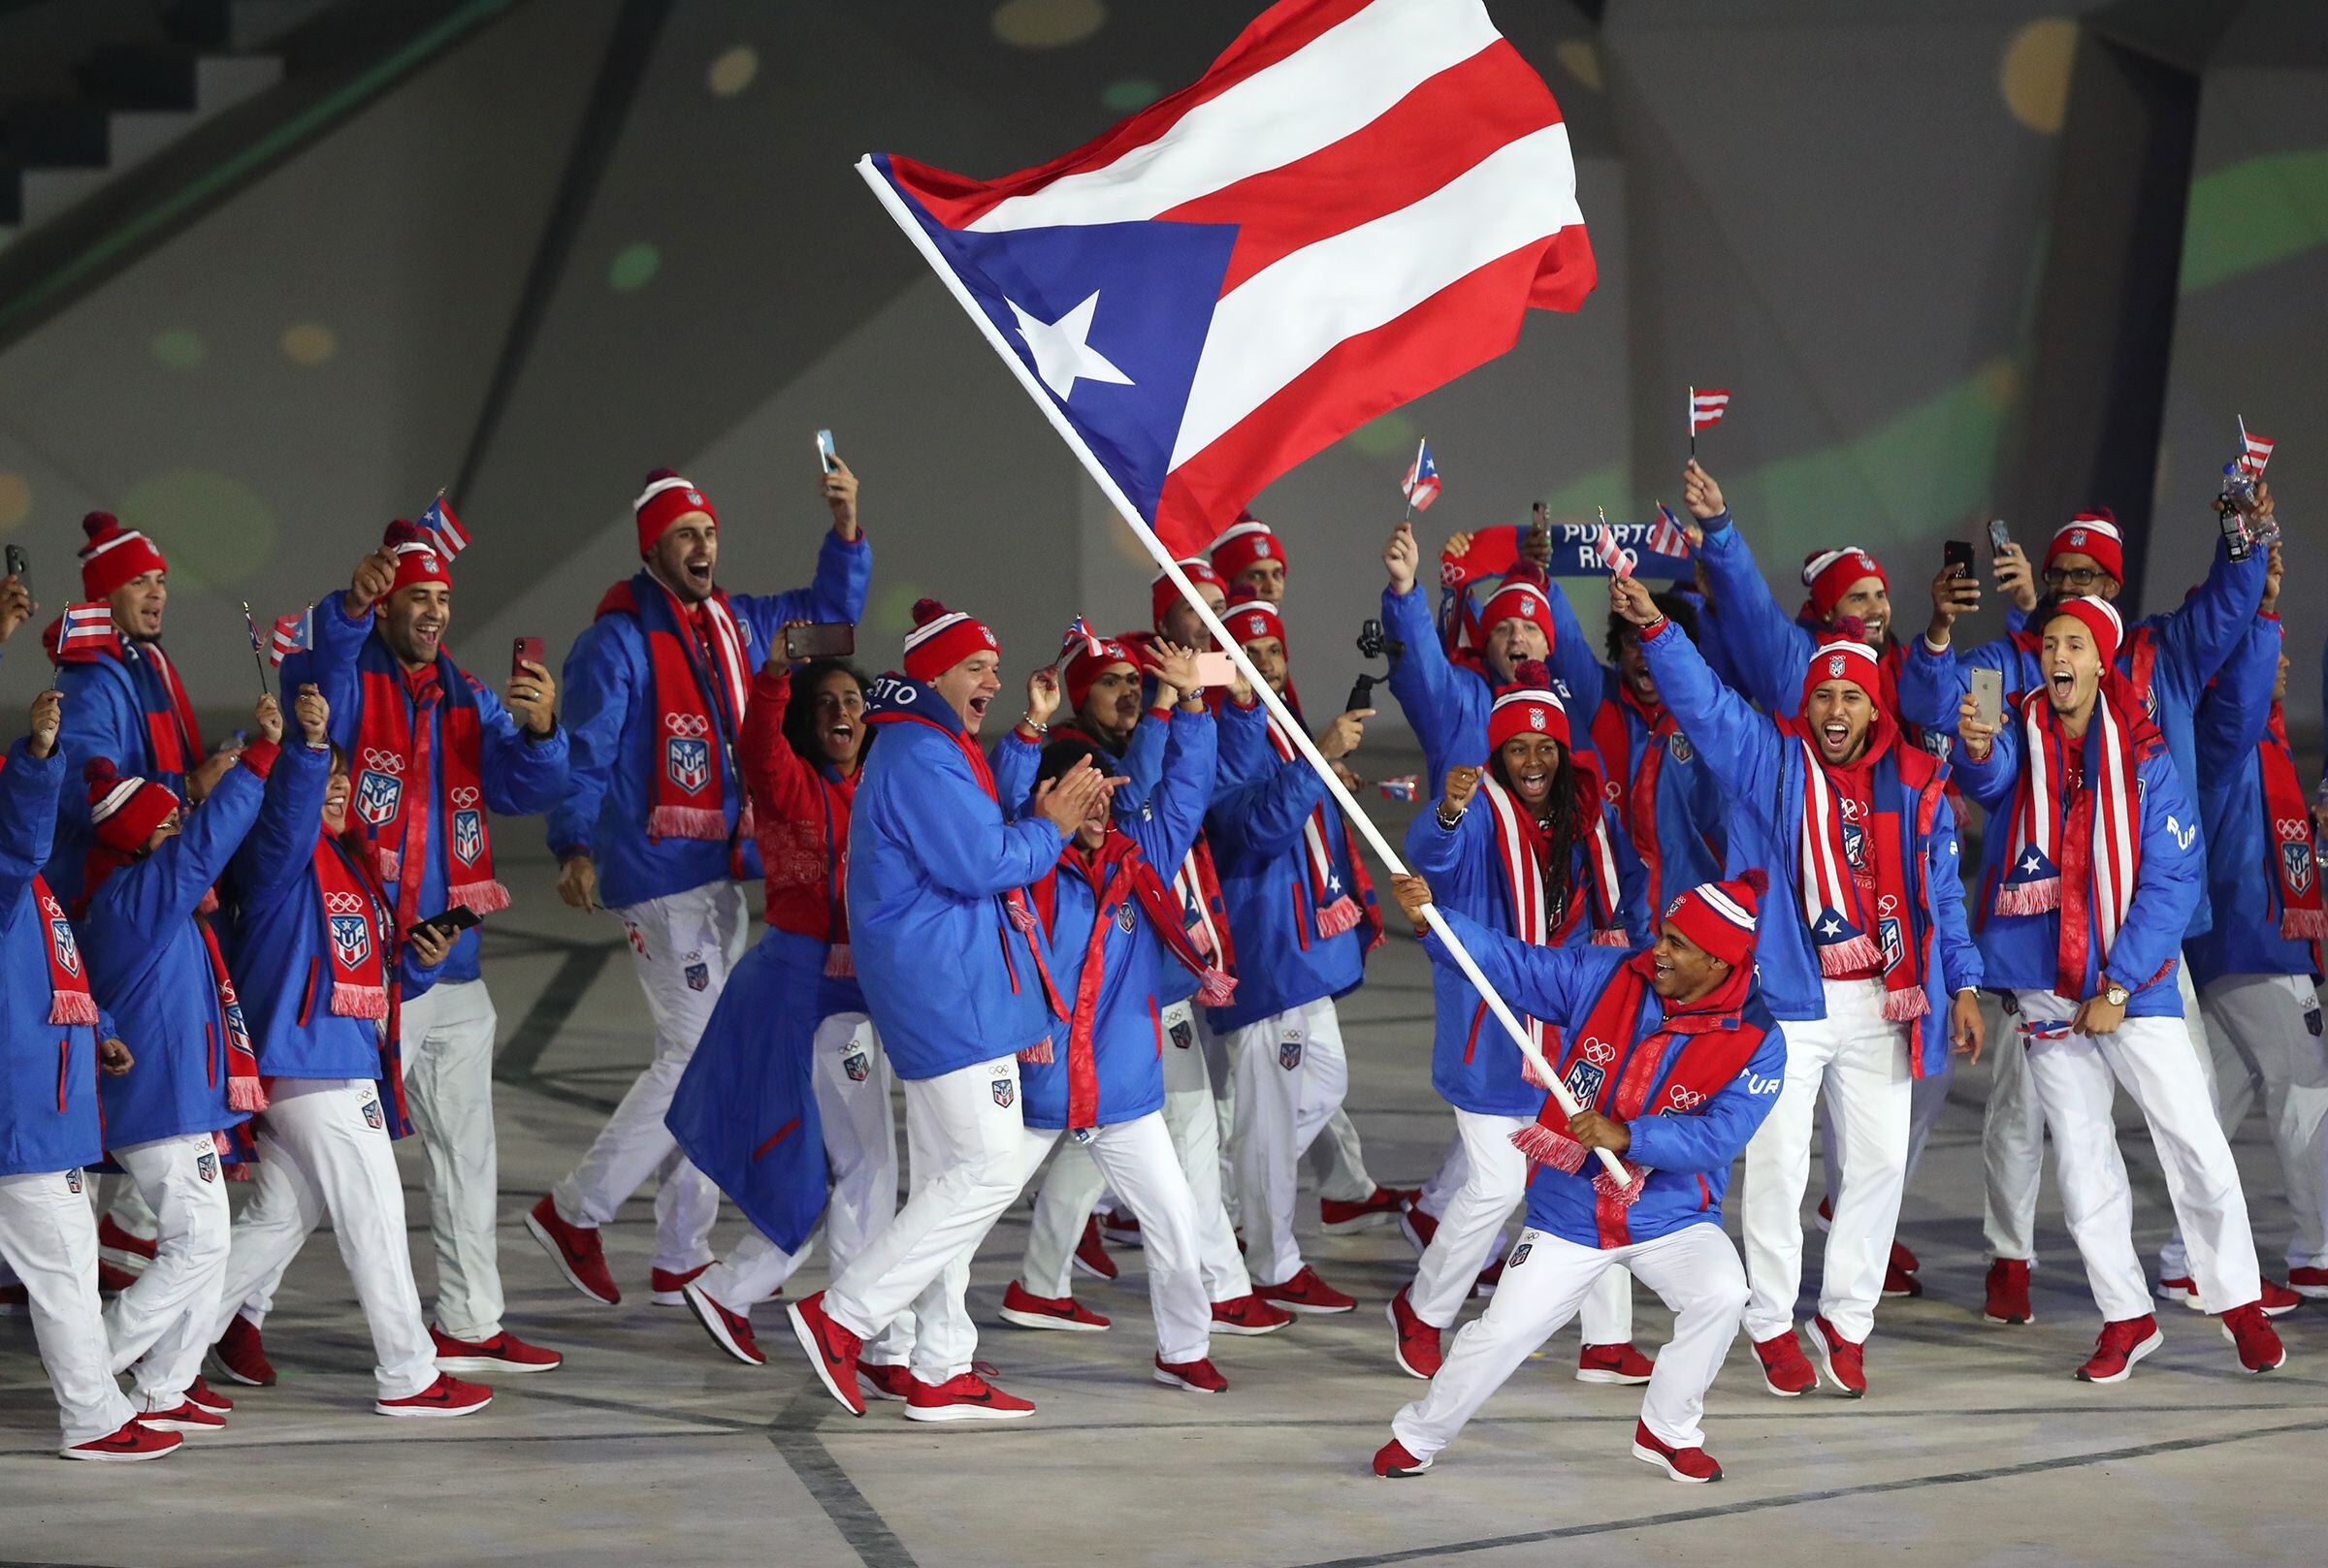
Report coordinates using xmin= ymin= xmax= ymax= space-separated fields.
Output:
xmin=1995 ymin=676 xmax=2150 ymax=995
xmin=1261 ymin=705 xmax=1366 ymax=941
xmin=2260 ymin=705 xmax=2326 ymax=943
xmin=1479 ymin=777 xmax=1626 ymax=951
xmin=1170 ymin=835 xmax=1235 ymax=972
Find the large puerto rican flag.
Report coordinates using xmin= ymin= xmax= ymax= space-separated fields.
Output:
xmin=859 ymin=0 xmax=1594 ymax=558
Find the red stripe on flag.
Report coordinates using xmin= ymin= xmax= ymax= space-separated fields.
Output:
xmin=1159 ymin=43 xmax=1559 ymax=293
xmin=1151 ymin=225 xmax=1594 ymax=554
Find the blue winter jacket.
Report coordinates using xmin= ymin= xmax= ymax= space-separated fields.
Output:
xmin=1018 ymin=711 xmax=1215 ymax=1130
xmin=47 ymin=641 xmax=202 ymax=906
xmin=1896 ymin=534 xmax=2260 ymax=942
xmin=1104 ymin=701 xmax=1253 ymax=1008
xmin=2184 ymin=618 xmax=2314 ymax=987
xmin=1951 ymin=694 xmax=2203 ymax=1013
xmin=86 ymin=749 xmax=274 ymax=1150
xmin=1642 ymin=619 xmax=1981 ymax=1067
xmin=848 ymin=675 xmax=1068 ymax=1080
xmin=1381 ymin=582 xmax=1595 ymax=798
xmin=224 ymin=740 xmax=444 ymax=1086
xmin=283 ymin=593 xmax=570 ymax=982
xmin=1 ymin=744 xmax=117 ymax=1178
xmin=1422 ymin=909 xmax=1785 ymax=1250
xmin=1407 ymin=788 xmax=1648 ymax=1117
xmin=547 ymin=532 xmax=870 ymax=911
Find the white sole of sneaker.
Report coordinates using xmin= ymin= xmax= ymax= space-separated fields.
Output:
xmin=1208 ymin=1316 xmax=1290 ymax=1337
xmin=2288 ymin=1282 xmax=2328 ymax=1300
xmin=1321 ymin=1212 xmax=1398 ymax=1236
xmin=138 ymin=1417 xmax=224 ymax=1434
xmin=207 ymin=1354 xmax=270 ymax=1387
xmin=858 ymin=1369 xmax=913 ymax=1403
xmin=61 ymin=1441 xmax=178 ymax=1462
xmin=375 ymin=1396 xmax=492 ymax=1418
xmin=651 ymin=1291 xmax=687 ymax=1306
xmin=1633 ymin=1442 xmax=1719 ymax=1484
xmin=1374 ymin=1455 xmax=1433 ymax=1478
xmin=1386 ymin=1302 xmax=1437 ymax=1382
xmin=1803 ymin=1325 xmax=1863 ymax=1399
xmin=2221 ymin=1322 xmax=2287 ymax=1372
xmin=998 ymin=1304 xmax=1109 ymax=1332
xmin=1981 ymin=1310 xmax=2035 ymax=1326
xmin=1070 ymin=1256 xmax=1117 ymax=1283
xmin=2156 ymin=1283 xmax=2204 ymax=1309
xmin=1397 ymin=1212 xmax=1433 ymax=1253
xmin=523 ymin=1212 xmax=620 ymax=1307
xmin=2078 ymin=1328 xmax=2166 ymax=1384
xmin=787 ymin=1303 xmax=866 ymax=1417
xmin=683 ymin=1285 xmax=767 ymax=1367
xmin=1151 ymin=1368 xmax=1224 ymax=1393
xmin=1264 ymin=1297 xmax=1354 ymax=1315
xmin=1575 ymin=1368 xmax=1653 ymax=1387
xmin=902 ymin=1402 xmax=1035 ymax=1423
xmin=433 ymin=1355 xmax=561 ymax=1376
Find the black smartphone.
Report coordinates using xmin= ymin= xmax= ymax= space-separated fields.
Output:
xmin=1943 ymin=540 xmax=1975 ymax=580
xmin=4 ymin=543 xmax=24 ymax=581
xmin=785 ymin=622 xmax=856 ymax=660
xmin=418 ymin=906 xmax=483 ymax=939
xmin=1986 ymin=518 xmax=2013 ymax=557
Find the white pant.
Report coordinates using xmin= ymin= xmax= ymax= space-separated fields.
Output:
xmin=0 ymin=1168 xmax=137 ymax=1446
xmin=1982 ymin=992 xmax=2048 ymax=1260
xmin=397 ymin=977 xmax=505 ymax=1340
xmin=699 ymin=1012 xmax=916 ymax=1365
xmin=99 ymin=1174 xmax=159 ymax=1254
xmin=1822 ymin=1054 xmax=1953 ymax=1202
xmin=555 ymin=881 xmax=747 ymax=1272
xmin=105 ymin=1133 xmax=232 ymax=1411
xmin=1307 ymin=1105 xmax=1376 ymax=1202
xmin=1036 ymin=1114 xmax=1215 ymax=1362
xmin=1026 ymin=1000 xmax=1251 ymax=1304
xmin=1741 ymin=978 xmax=1912 ymax=1343
xmin=207 ymin=1079 xmax=437 ymax=1400
xmin=1227 ymin=999 xmax=1349 ymax=1286
xmin=2014 ymin=989 xmax=2263 ymax=1319
xmin=1394 ymin=1223 xmax=1748 ymax=1461
xmin=1409 ymin=1109 xmax=1633 ymax=1342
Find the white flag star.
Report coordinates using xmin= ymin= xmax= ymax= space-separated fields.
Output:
xmin=1007 ymin=291 xmax=1135 ymax=400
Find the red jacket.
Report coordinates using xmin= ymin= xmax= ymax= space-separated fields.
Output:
xmin=742 ymin=664 xmax=855 ymax=945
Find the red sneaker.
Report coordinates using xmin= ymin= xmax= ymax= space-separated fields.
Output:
xmin=1632 ymin=1421 xmax=1723 ymax=1483
xmin=859 ymin=1362 xmax=916 ymax=1402
xmin=376 ymin=1373 xmax=493 ymax=1418
xmin=1805 ymin=1315 xmax=1866 ymax=1397
xmin=1576 ymin=1342 xmax=1655 ymax=1386
xmin=651 ymin=1262 xmax=712 ymax=1306
xmin=525 ymin=1196 xmax=619 ymax=1305
xmin=1372 ymin=1437 xmax=1432 ymax=1477
xmin=999 ymin=1280 xmax=1111 ymax=1332
xmin=2221 ymin=1302 xmax=2287 ymax=1373
xmin=1210 ymin=1294 xmax=1294 ymax=1336
xmin=96 ymin=1261 xmax=140 ymax=1296
xmin=1321 ymin=1186 xmax=1417 ymax=1234
xmin=1881 ymin=1261 xmax=1923 ymax=1298
xmin=2287 ymin=1264 xmax=2328 ymax=1299
xmin=1752 ymin=1328 xmax=1819 ymax=1396
xmin=1891 ymin=1237 xmax=1921 ymax=1276
xmin=904 ymin=1368 xmax=1035 ymax=1423
xmin=682 ymin=1282 xmax=764 ymax=1366
xmin=0 ymin=1283 xmax=26 ymax=1317
xmin=1399 ymin=1204 xmax=1439 ymax=1252
xmin=97 ymin=1213 xmax=157 ymax=1269
xmin=1472 ymin=1260 xmax=1504 ymax=1297
xmin=2075 ymin=1315 xmax=2164 ymax=1384
xmin=2155 ymin=1273 xmax=2203 ymax=1310
xmin=1072 ymin=1217 xmax=1118 ymax=1282
xmin=184 ymin=1376 xmax=232 ymax=1416
xmin=210 ymin=1313 xmax=275 ymax=1386
xmin=140 ymin=1400 xmax=225 ymax=1433
xmin=1386 ymin=1288 xmax=1441 ymax=1380
xmin=1255 ymin=1265 xmax=1354 ymax=1315
xmin=2258 ymin=1278 xmax=2302 ymax=1318
xmin=787 ymin=1292 xmax=865 ymax=1416
xmin=1153 ymin=1355 xmax=1228 ymax=1393
xmin=1984 ymin=1259 xmax=2034 ymax=1325
xmin=430 ymin=1327 xmax=563 ymax=1374
xmin=1098 ymin=1210 xmax=1144 ymax=1249
xmin=61 ymin=1419 xmax=181 ymax=1462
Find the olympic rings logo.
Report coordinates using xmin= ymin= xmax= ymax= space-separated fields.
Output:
xmin=360 ymin=749 xmax=405 ymax=774
xmin=666 ymin=714 xmax=712 ymax=739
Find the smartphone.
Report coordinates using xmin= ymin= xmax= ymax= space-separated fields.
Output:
xmin=1970 ymin=666 xmax=2004 ymax=730
xmin=511 ymin=635 xmax=544 ymax=679
xmin=1986 ymin=517 xmax=2013 ymax=557
xmin=785 ymin=622 xmax=856 ymax=661
xmin=1943 ymin=540 xmax=1975 ymax=580
xmin=4 ymin=543 xmax=24 ymax=582
xmin=1194 ymin=651 xmax=1238 ymax=688
xmin=815 ymin=429 xmax=838 ymax=474
xmin=419 ymin=905 xmax=483 ymax=940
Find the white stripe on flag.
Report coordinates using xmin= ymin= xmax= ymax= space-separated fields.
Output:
xmin=967 ymin=0 xmax=1501 ymax=234
xmin=1169 ymin=122 xmax=1579 ymax=468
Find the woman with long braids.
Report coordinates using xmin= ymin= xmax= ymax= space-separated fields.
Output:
xmin=1386 ymin=658 xmax=1651 ymax=1383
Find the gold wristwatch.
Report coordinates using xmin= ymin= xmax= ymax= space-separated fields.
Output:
xmin=2103 ymin=982 xmax=2130 ymax=1008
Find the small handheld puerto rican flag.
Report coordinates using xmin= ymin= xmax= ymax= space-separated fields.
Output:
xmin=1378 ymin=774 xmax=1421 ymax=801
xmin=1689 ymin=386 xmax=1730 ymax=434
xmin=1061 ymin=614 xmax=1103 ymax=660
xmin=1401 ymin=439 xmax=1441 ymax=513
xmin=270 ymin=606 xmax=313 ymax=667
xmin=1646 ymin=501 xmax=1692 ymax=560
xmin=54 ymin=601 xmax=120 ymax=662
xmin=1591 ymin=509 xmax=1632 ymax=577
xmin=417 ymin=492 xmax=470 ymax=560
xmin=2237 ymin=417 xmax=2275 ymax=477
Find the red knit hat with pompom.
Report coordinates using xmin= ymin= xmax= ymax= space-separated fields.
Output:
xmin=383 ymin=519 xmax=451 ymax=595
xmin=902 ymin=597 xmax=998 ymax=683
xmin=1487 ymin=657 xmax=1570 ymax=752
xmin=1663 ymin=867 xmax=1767 ymax=968
xmin=78 ymin=512 xmax=167 ymax=599
xmin=633 ymin=467 xmax=718 ymax=557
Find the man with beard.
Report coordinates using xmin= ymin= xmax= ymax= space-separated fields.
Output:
xmin=533 ymin=463 xmax=866 ymax=1310
xmin=1616 ymin=574 xmax=1984 ymax=1400
xmin=261 ymin=522 xmax=567 ymax=1380
xmin=1955 ymin=596 xmax=2283 ymax=1379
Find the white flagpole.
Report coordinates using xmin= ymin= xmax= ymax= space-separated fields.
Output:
xmin=856 ymin=156 xmax=1625 ymax=1179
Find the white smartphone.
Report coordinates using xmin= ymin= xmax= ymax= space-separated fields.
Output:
xmin=815 ymin=429 xmax=838 ymax=474
xmin=1970 ymin=666 xmax=2004 ymax=730
xmin=1195 ymin=652 xmax=1238 ymax=688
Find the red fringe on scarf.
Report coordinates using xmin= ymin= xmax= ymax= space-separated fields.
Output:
xmin=1315 ymin=896 xmax=1363 ymax=939
xmin=1994 ymin=878 xmax=2060 ymax=918
xmin=1591 ymin=929 xmax=1630 ymax=947
xmin=647 ymin=804 xmax=728 ymax=841
xmin=824 ymin=944 xmax=856 ymax=978
xmin=227 ymin=1075 xmax=270 ymax=1113
xmin=1195 ymin=968 xmax=1237 ymax=1008
xmin=2284 ymin=909 xmax=2328 ymax=942
xmin=449 ymin=880 xmax=511 ymax=915
xmin=332 ymin=982 xmax=388 ymax=1021
xmin=1815 ymin=931 xmax=1883 ymax=975
xmin=1883 ymin=987 xmax=1930 ymax=1024
xmin=1018 ymin=1036 xmax=1054 ymax=1065
xmin=48 ymin=992 xmax=99 ymax=1027
xmin=1508 ymin=1126 xmax=1648 ymax=1205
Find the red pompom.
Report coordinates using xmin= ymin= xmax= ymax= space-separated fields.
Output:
xmin=82 ymin=757 xmax=118 ymax=785
xmin=1740 ymin=868 xmax=1769 ymax=897
xmin=642 ymin=466 xmax=680 ymax=485
xmin=382 ymin=518 xmax=423 ymax=548
xmin=1513 ymin=657 xmax=1552 ymax=689
xmin=81 ymin=511 xmax=117 ymax=538
xmin=911 ymin=597 xmax=949 ymax=626
xmin=1829 ymin=614 xmax=1868 ymax=643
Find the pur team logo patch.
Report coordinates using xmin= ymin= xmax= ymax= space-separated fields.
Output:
xmin=1506 ymin=1241 xmax=1532 ymax=1268
xmin=1279 ymin=1033 xmax=1304 ymax=1070
xmin=331 ymin=911 xmax=372 ymax=969
xmin=1116 ymin=901 xmax=1138 ymax=934
xmin=197 ymin=1151 xmax=218 ymax=1184
xmin=65 ymin=1168 xmax=82 ymax=1195
xmin=450 ymin=787 xmax=485 ymax=865
xmin=362 ymin=1097 xmax=384 ymax=1130
xmin=355 ymin=767 xmax=404 ymax=828
xmin=1669 ymin=733 xmax=1694 ymax=763
xmin=1170 ymin=1017 xmax=1195 ymax=1052
xmin=991 ymin=1075 xmax=1016 ymax=1108
xmin=843 ymin=1050 xmax=869 ymax=1083
xmin=2283 ymin=840 xmax=2315 ymax=897
xmin=685 ymin=962 xmax=710 ymax=992
xmin=665 ymin=735 xmax=711 ymax=796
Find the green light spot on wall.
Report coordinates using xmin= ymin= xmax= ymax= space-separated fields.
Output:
xmin=993 ymin=0 xmax=1106 ymax=49
xmin=868 ymin=580 xmax=925 ymax=639
xmin=117 ymin=469 xmax=276 ymax=590
xmin=1342 ymin=410 xmax=1418 ymax=459
xmin=150 ymin=329 xmax=206 ymax=369
xmin=609 ymin=242 xmax=663 ymax=293
xmin=1102 ymin=79 xmax=1159 ymax=112
xmin=2181 ymin=150 xmax=2328 ymax=295
xmin=708 ymin=45 xmax=759 ymax=96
